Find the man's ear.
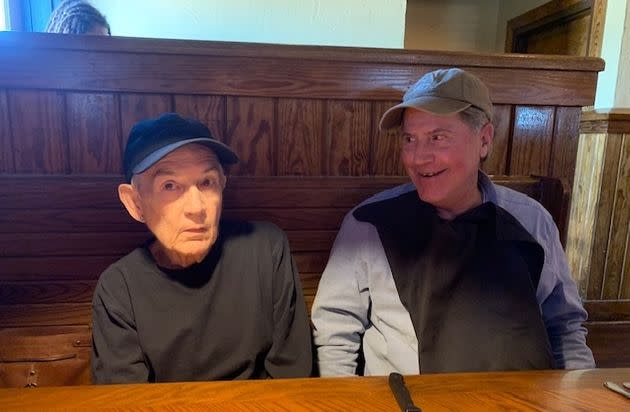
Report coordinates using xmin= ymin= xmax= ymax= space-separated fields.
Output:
xmin=479 ymin=122 xmax=494 ymax=160
xmin=118 ymin=183 xmax=144 ymax=223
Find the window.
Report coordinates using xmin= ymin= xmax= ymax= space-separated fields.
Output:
xmin=0 ymin=0 xmax=6 ymax=30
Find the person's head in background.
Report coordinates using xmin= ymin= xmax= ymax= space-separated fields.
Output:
xmin=45 ymin=0 xmax=111 ymax=35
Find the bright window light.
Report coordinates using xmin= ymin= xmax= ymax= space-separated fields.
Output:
xmin=0 ymin=1 xmax=6 ymax=30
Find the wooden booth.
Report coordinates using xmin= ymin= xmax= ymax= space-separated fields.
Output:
xmin=0 ymin=31 xmax=610 ymax=387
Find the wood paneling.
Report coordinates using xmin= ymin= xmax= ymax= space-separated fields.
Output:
xmin=0 ymin=90 xmax=14 ymax=173
xmin=588 ymin=134 xmax=623 ymax=298
xmin=510 ymin=106 xmax=555 ymax=175
xmin=277 ymin=98 xmax=324 ymax=176
xmin=174 ymin=95 xmax=226 ymax=142
xmin=585 ymin=321 xmax=630 ymax=367
xmin=0 ymin=303 xmax=91 ymax=327
xmin=550 ymin=107 xmax=582 ymax=184
xmin=0 ymin=281 xmax=96 ymax=304
xmin=325 ymin=101 xmax=371 ymax=176
xmin=370 ymin=101 xmax=405 ymax=176
xmin=119 ymin=94 xmax=173 ymax=148
xmin=225 ymin=97 xmax=274 ymax=176
xmin=482 ymin=104 xmax=511 ymax=175
xmin=566 ymin=131 xmax=606 ymax=296
xmin=8 ymin=90 xmax=68 ymax=173
xmin=584 ymin=300 xmax=630 ymax=322
xmin=0 ymin=33 xmax=603 ymax=106
xmin=66 ymin=93 xmax=122 ymax=173
xmin=602 ymin=133 xmax=630 ymax=299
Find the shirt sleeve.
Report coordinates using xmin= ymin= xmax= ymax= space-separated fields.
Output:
xmin=264 ymin=226 xmax=313 ymax=378
xmin=311 ymin=212 xmax=372 ymax=376
xmin=536 ymin=218 xmax=596 ymax=369
xmin=91 ymin=267 xmax=150 ymax=384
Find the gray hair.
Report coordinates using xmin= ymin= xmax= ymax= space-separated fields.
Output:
xmin=458 ymin=106 xmax=491 ymax=133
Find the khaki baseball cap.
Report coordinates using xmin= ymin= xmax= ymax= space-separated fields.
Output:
xmin=379 ymin=68 xmax=493 ymax=130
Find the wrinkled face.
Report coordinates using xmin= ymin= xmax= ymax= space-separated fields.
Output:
xmin=400 ymin=109 xmax=492 ymax=219
xmin=134 ymin=144 xmax=226 ymax=265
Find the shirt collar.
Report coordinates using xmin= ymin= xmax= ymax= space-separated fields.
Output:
xmin=478 ymin=170 xmax=498 ymax=204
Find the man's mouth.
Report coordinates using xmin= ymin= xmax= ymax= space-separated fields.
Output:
xmin=419 ymin=170 xmax=445 ymax=178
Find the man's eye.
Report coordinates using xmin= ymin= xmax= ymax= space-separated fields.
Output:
xmin=201 ymin=179 xmax=215 ymax=187
xmin=432 ymin=134 xmax=446 ymax=141
xmin=403 ymin=134 xmax=416 ymax=143
xmin=163 ymin=182 xmax=178 ymax=191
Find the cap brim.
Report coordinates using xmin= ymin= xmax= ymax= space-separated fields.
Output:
xmin=132 ymin=137 xmax=239 ymax=176
xmin=379 ymin=96 xmax=472 ymax=130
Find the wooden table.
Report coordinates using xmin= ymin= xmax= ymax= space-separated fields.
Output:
xmin=1 ymin=368 xmax=628 ymax=411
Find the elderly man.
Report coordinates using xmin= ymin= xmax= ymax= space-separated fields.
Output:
xmin=92 ymin=113 xmax=312 ymax=383
xmin=311 ymin=68 xmax=595 ymax=376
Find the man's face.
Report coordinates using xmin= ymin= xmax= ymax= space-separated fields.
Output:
xmin=133 ymin=144 xmax=225 ymax=265
xmin=400 ymin=109 xmax=492 ymax=219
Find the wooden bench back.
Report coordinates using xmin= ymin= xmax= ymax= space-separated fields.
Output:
xmin=0 ymin=32 xmax=605 ymax=385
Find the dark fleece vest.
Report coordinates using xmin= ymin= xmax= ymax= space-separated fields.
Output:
xmin=354 ymin=191 xmax=555 ymax=373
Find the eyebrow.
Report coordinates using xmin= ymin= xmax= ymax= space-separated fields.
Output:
xmin=150 ymin=165 xmax=219 ymax=180
xmin=402 ymin=127 xmax=453 ymax=135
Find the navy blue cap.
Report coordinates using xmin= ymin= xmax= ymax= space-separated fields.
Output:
xmin=123 ymin=113 xmax=239 ymax=182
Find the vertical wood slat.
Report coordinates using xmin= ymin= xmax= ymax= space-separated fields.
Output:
xmin=277 ymin=98 xmax=324 ymax=176
xmin=174 ymin=95 xmax=226 ymax=143
xmin=566 ymin=132 xmax=606 ymax=297
xmin=589 ymin=134 xmax=623 ymax=299
xmin=0 ymin=90 xmax=14 ymax=173
xmin=326 ymin=100 xmax=370 ymax=176
xmin=66 ymin=93 xmax=122 ymax=173
xmin=8 ymin=90 xmax=68 ymax=173
xmin=225 ymin=97 xmax=274 ymax=176
xmin=119 ymin=94 xmax=173 ymax=149
xmin=550 ymin=107 xmax=582 ymax=185
xmin=483 ymin=104 xmax=512 ymax=175
xmin=603 ymin=133 xmax=630 ymax=299
xmin=370 ymin=101 xmax=405 ymax=176
xmin=510 ymin=106 xmax=555 ymax=175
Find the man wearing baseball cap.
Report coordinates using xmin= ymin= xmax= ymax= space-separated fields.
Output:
xmin=91 ymin=113 xmax=312 ymax=383
xmin=312 ymin=68 xmax=594 ymax=376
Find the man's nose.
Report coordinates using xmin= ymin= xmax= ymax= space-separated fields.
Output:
xmin=183 ymin=186 xmax=206 ymax=216
xmin=412 ymin=141 xmax=435 ymax=164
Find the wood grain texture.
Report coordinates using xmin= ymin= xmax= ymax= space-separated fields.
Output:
xmin=66 ymin=93 xmax=122 ymax=173
xmin=370 ymin=101 xmax=405 ymax=176
xmin=602 ymin=133 xmax=630 ymax=299
xmin=482 ymin=104 xmax=511 ymax=175
xmin=277 ymin=98 xmax=324 ymax=176
xmin=550 ymin=106 xmax=582 ymax=184
xmin=586 ymin=321 xmax=630 ymax=367
xmin=174 ymin=95 xmax=226 ymax=142
xmin=588 ymin=134 xmax=623 ymax=299
xmin=584 ymin=300 xmax=630 ymax=322
xmin=119 ymin=94 xmax=173 ymax=148
xmin=1 ymin=369 xmax=629 ymax=410
xmin=510 ymin=106 xmax=555 ymax=175
xmin=0 ymin=303 xmax=91 ymax=327
xmin=8 ymin=90 xmax=68 ymax=173
xmin=0 ymin=253 xmax=324 ymax=283
xmin=566 ymin=132 xmax=606 ymax=297
xmin=0 ymin=90 xmax=14 ymax=172
xmin=0 ymin=256 xmax=122 ymax=281
xmin=0 ymin=37 xmax=603 ymax=106
xmin=325 ymin=100 xmax=370 ymax=176
xmin=225 ymin=96 xmax=274 ymax=176
xmin=588 ymin=0 xmax=607 ymax=58
xmin=0 ymin=280 xmax=96 ymax=304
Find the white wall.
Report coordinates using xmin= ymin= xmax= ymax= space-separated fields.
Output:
xmin=90 ymin=0 xmax=406 ymax=48
xmin=403 ymin=0 xmax=551 ymax=53
xmin=404 ymin=0 xmax=500 ymax=52
xmin=595 ymin=0 xmax=629 ymax=108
